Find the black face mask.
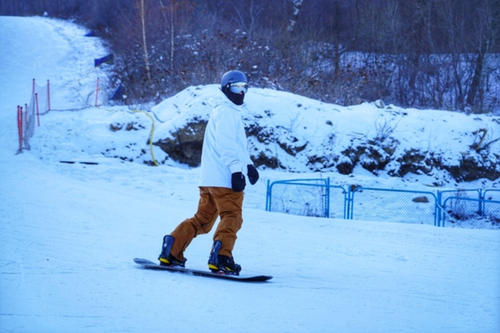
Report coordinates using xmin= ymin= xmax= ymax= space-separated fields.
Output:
xmin=222 ymin=86 xmax=245 ymax=105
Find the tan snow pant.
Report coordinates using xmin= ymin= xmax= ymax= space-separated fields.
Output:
xmin=169 ymin=186 xmax=244 ymax=260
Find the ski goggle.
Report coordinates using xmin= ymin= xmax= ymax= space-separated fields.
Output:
xmin=229 ymin=82 xmax=248 ymax=94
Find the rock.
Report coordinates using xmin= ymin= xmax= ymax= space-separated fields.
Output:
xmin=336 ymin=160 xmax=354 ymax=175
xmin=412 ymin=196 xmax=429 ymax=203
xmin=444 ymin=153 xmax=500 ymax=182
xmin=154 ymin=120 xmax=207 ymax=167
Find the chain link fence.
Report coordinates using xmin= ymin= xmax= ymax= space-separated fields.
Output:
xmin=265 ymin=179 xmax=331 ymax=218
xmin=483 ymin=190 xmax=500 ymax=221
xmin=266 ymin=177 xmax=499 ymax=227
xmin=349 ymin=187 xmax=438 ymax=225
xmin=440 ymin=189 xmax=500 ymax=226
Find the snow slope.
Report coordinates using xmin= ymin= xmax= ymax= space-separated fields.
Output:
xmin=1 ymin=16 xmax=499 ymax=333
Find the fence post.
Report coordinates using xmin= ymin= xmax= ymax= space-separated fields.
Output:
xmin=344 ymin=186 xmax=349 ymax=219
xmin=346 ymin=186 xmax=350 ymax=219
xmin=17 ymin=106 xmax=23 ymax=153
xmin=95 ymin=77 xmax=100 ymax=107
xmin=342 ymin=188 xmax=345 ymax=219
xmin=348 ymin=186 xmax=355 ymax=219
xmin=435 ymin=191 xmax=440 ymax=227
xmin=325 ymin=177 xmax=330 ymax=218
xmin=438 ymin=191 xmax=444 ymax=227
xmin=24 ymin=103 xmax=28 ymax=136
xmin=265 ymin=179 xmax=271 ymax=211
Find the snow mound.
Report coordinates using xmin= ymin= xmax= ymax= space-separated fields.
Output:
xmin=151 ymin=85 xmax=500 ymax=182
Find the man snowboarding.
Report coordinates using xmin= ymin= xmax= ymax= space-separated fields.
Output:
xmin=158 ymin=70 xmax=259 ymax=275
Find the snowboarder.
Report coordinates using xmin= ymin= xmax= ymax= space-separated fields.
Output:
xmin=158 ymin=70 xmax=259 ymax=275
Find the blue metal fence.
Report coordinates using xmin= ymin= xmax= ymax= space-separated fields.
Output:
xmin=349 ymin=186 xmax=440 ymax=226
xmin=483 ymin=189 xmax=500 ymax=219
xmin=266 ymin=178 xmax=331 ymax=218
xmin=265 ymin=177 xmax=499 ymax=227
xmin=330 ymin=185 xmax=350 ymax=219
xmin=440 ymin=189 xmax=500 ymax=226
xmin=439 ymin=189 xmax=480 ymax=226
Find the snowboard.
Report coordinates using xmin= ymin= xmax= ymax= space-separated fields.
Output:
xmin=133 ymin=258 xmax=273 ymax=282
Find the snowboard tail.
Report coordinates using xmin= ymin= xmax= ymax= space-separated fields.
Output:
xmin=133 ymin=258 xmax=272 ymax=282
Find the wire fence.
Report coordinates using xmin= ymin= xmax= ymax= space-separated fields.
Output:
xmin=349 ymin=187 xmax=439 ymax=225
xmin=266 ymin=178 xmax=499 ymax=227
xmin=483 ymin=189 xmax=500 ymax=218
xmin=16 ymin=79 xmax=49 ymax=152
xmin=265 ymin=178 xmax=331 ymax=218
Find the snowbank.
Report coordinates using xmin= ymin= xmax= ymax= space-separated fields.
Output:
xmin=151 ymin=85 xmax=500 ymax=183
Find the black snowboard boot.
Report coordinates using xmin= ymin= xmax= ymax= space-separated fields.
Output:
xmin=208 ymin=240 xmax=241 ymax=275
xmin=158 ymin=235 xmax=186 ymax=267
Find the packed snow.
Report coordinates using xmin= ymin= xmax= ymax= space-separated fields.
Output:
xmin=0 ymin=16 xmax=499 ymax=333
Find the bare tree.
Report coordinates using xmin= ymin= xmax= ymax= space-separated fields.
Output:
xmin=287 ymin=0 xmax=304 ymax=33
xmin=159 ymin=0 xmax=176 ymax=71
xmin=138 ymin=0 xmax=152 ymax=83
xmin=230 ymin=0 xmax=266 ymax=38
xmin=466 ymin=1 xmax=496 ymax=111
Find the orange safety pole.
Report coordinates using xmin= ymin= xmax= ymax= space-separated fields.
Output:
xmin=95 ymin=77 xmax=100 ymax=107
xmin=17 ymin=106 xmax=23 ymax=152
xmin=24 ymin=103 xmax=28 ymax=130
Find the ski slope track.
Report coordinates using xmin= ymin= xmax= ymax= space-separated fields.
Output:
xmin=0 ymin=16 xmax=499 ymax=333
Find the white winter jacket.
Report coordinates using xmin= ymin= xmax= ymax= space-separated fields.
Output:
xmin=199 ymin=96 xmax=252 ymax=189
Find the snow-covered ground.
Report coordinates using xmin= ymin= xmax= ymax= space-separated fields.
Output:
xmin=0 ymin=16 xmax=499 ymax=333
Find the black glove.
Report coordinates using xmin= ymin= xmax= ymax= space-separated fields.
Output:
xmin=247 ymin=164 xmax=259 ymax=185
xmin=231 ymin=172 xmax=246 ymax=192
